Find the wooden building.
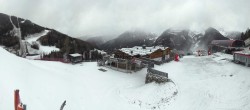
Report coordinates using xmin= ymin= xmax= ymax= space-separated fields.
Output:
xmin=145 ymin=68 xmax=168 ymax=83
xmin=102 ymin=56 xmax=136 ymax=73
xmin=68 ymin=53 xmax=83 ymax=63
xmin=98 ymin=46 xmax=172 ymax=73
xmin=148 ymin=48 xmax=171 ymax=59
xmin=114 ymin=46 xmax=171 ymax=61
xmin=209 ymin=40 xmax=245 ymax=54
xmin=233 ymin=48 xmax=250 ymax=67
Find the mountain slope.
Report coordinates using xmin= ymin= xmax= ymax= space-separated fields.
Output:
xmin=0 ymin=13 xmax=95 ymax=55
xmin=221 ymin=31 xmax=241 ymax=40
xmin=0 ymin=13 xmax=45 ymax=39
xmin=154 ymin=27 xmax=232 ymax=52
xmin=0 ymin=13 xmax=45 ymax=48
xmin=154 ymin=29 xmax=194 ymax=52
xmin=38 ymin=29 xmax=95 ymax=54
xmin=197 ymin=27 xmax=229 ymax=49
xmin=100 ymin=31 xmax=157 ymax=51
xmin=86 ymin=36 xmax=107 ymax=47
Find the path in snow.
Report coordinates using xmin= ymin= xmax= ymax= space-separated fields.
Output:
xmin=155 ymin=55 xmax=250 ymax=110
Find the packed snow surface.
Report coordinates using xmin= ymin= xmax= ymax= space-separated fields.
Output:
xmin=0 ymin=47 xmax=250 ymax=110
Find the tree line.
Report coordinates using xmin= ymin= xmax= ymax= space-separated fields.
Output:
xmin=41 ymin=50 xmax=103 ymax=61
xmin=241 ymin=28 xmax=250 ymax=41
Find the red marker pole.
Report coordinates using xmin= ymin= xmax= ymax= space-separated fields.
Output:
xmin=175 ymin=54 xmax=179 ymax=61
xmin=14 ymin=90 xmax=20 ymax=110
xmin=14 ymin=90 xmax=24 ymax=110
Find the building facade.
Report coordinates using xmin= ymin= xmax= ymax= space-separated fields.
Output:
xmin=114 ymin=46 xmax=171 ymax=60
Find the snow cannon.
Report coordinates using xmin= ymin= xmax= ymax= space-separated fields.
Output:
xmin=14 ymin=90 xmax=26 ymax=110
xmin=174 ymin=54 xmax=179 ymax=61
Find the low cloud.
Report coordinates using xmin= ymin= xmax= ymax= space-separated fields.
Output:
xmin=1 ymin=0 xmax=250 ymax=37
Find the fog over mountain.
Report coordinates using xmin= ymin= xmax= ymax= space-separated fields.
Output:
xmin=1 ymin=0 xmax=250 ymax=38
xmin=100 ymin=30 xmax=157 ymax=51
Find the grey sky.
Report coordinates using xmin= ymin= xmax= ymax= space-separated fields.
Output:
xmin=1 ymin=0 xmax=250 ymax=37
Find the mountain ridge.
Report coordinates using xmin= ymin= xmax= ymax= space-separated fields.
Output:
xmin=0 ymin=13 xmax=96 ymax=56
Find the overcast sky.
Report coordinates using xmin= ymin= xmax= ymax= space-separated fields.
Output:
xmin=1 ymin=0 xmax=250 ymax=38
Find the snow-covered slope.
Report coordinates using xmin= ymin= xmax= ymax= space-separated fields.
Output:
xmin=25 ymin=29 xmax=60 ymax=55
xmin=25 ymin=30 xmax=50 ymax=44
xmin=100 ymin=31 xmax=157 ymax=51
xmin=1 ymin=47 xmax=250 ymax=110
xmin=0 ymin=47 xmax=175 ymax=110
xmin=0 ymin=13 xmax=95 ymax=57
xmin=154 ymin=29 xmax=193 ymax=52
xmin=218 ymin=29 xmax=241 ymax=40
xmin=156 ymin=55 xmax=250 ymax=110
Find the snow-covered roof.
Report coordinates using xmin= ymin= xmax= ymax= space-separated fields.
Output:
xmin=234 ymin=47 xmax=250 ymax=55
xmin=119 ymin=46 xmax=169 ymax=56
xmin=69 ymin=53 xmax=82 ymax=57
xmin=94 ymin=48 xmax=107 ymax=55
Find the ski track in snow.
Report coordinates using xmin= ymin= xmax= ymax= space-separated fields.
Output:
xmin=0 ymin=47 xmax=250 ymax=110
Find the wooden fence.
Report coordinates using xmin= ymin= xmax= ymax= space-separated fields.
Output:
xmin=233 ymin=52 xmax=250 ymax=67
xmin=140 ymin=57 xmax=173 ymax=65
xmin=145 ymin=68 xmax=168 ymax=84
xmin=40 ymin=58 xmax=70 ymax=63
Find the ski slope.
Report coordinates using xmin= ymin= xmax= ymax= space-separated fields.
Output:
xmin=0 ymin=47 xmax=250 ymax=110
xmin=24 ymin=30 xmax=60 ymax=55
xmin=25 ymin=30 xmax=50 ymax=44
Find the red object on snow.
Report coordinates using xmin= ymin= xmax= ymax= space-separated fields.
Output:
xmin=17 ymin=104 xmax=24 ymax=110
xmin=14 ymin=90 xmax=24 ymax=110
xmin=174 ymin=54 xmax=179 ymax=61
xmin=208 ymin=49 xmax=211 ymax=55
xmin=14 ymin=90 xmax=20 ymax=110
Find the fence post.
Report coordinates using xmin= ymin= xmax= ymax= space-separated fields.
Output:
xmin=246 ymin=58 xmax=248 ymax=66
xmin=117 ymin=61 xmax=119 ymax=70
